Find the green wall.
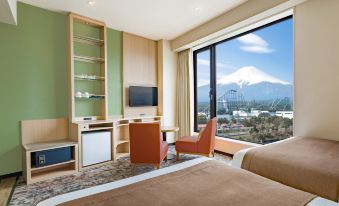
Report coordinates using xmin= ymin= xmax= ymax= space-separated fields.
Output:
xmin=0 ymin=3 xmax=122 ymax=175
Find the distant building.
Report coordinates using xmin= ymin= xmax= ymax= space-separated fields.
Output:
xmin=233 ymin=110 xmax=248 ymax=117
xmin=276 ymin=111 xmax=293 ymax=119
xmin=250 ymin=110 xmax=260 ymax=117
xmin=250 ymin=110 xmax=269 ymax=117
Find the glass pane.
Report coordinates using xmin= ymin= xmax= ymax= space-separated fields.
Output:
xmin=215 ymin=17 xmax=293 ymax=144
xmin=196 ymin=50 xmax=210 ymax=132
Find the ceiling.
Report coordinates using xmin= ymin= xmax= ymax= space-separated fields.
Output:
xmin=18 ymin=0 xmax=247 ymax=40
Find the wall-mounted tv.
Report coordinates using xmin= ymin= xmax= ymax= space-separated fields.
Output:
xmin=129 ymin=86 xmax=158 ymax=107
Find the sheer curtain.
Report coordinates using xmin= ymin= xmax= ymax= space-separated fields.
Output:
xmin=176 ymin=49 xmax=191 ymax=138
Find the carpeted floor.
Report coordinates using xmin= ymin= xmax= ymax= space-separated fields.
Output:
xmin=9 ymin=146 xmax=232 ymax=206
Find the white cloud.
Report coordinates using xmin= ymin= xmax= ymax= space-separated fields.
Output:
xmin=238 ymin=33 xmax=268 ymax=47
xmin=240 ymin=46 xmax=274 ymax=54
xmin=237 ymin=33 xmax=274 ymax=54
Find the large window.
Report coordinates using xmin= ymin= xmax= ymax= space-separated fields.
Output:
xmin=194 ymin=16 xmax=293 ymax=144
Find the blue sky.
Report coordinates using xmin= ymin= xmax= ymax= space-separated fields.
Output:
xmin=197 ymin=17 xmax=293 ymax=87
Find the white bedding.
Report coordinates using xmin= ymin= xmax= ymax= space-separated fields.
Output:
xmin=232 ymin=147 xmax=252 ymax=168
xmin=38 ymin=157 xmax=338 ymax=206
xmin=232 ymin=137 xmax=296 ymax=168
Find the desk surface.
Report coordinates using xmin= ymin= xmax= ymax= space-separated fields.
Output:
xmin=161 ymin=126 xmax=179 ymax=132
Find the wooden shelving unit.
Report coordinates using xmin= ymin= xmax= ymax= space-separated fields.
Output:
xmin=21 ymin=119 xmax=78 ymax=184
xmin=68 ymin=13 xmax=108 ymax=122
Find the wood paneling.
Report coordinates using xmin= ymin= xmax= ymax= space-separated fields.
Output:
xmin=21 ymin=119 xmax=69 ymax=145
xmin=123 ymin=32 xmax=158 ymax=118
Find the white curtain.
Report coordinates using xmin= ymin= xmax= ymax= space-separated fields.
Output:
xmin=176 ymin=49 xmax=191 ymax=138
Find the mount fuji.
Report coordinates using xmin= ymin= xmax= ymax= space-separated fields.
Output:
xmin=198 ymin=66 xmax=293 ymax=102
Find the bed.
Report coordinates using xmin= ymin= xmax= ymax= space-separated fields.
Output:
xmin=38 ymin=158 xmax=338 ymax=206
xmin=232 ymin=137 xmax=339 ymax=202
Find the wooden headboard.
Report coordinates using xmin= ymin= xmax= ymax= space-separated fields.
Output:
xmin=21 ymin=118 xmax=69 ymax=145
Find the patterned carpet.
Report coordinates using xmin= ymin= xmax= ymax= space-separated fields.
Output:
xmin=9 ymin=146 xmax=232 ymax=206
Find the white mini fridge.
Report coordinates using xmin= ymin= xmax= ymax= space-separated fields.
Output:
xmin=82 ymin=131 xmax=112 ymax=167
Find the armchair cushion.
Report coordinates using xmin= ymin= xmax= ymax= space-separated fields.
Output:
xmin=175 ymin=136 xmax=198 ymax=153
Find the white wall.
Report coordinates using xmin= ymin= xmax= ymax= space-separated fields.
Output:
xmin=171 ymin=0 xmax=295 ymax=51
xmin=158 ymin=40 xmax=178 ymax=143
xmin=294 ymin=0 xmax=339 ymax=141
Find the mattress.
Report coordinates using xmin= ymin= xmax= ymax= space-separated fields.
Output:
xmin=37 ymin=158 xmax=338 ymax=206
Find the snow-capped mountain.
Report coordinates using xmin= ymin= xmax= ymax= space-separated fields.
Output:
xmin=217 ymin=66 xmax=290 ymax=87
xmin=198 ymin=66 xmax=292 ymax=102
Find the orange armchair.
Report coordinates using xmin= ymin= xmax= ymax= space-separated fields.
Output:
xmin=175 ymin=118 xmax=217 ymax=160
xmin=129 ymin=122 xmax=169 ymax=173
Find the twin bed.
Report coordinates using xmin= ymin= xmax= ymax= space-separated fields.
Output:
xmin=233 ymin=137 xmax=339 ymax=202
xmin=38 ymin=137 xmax=339 ymax=206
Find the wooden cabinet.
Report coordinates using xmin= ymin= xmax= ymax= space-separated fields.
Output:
xmin=70 ymin=116 xmax=162 ymax=170
xmin=21 ymin=119 xmax=78 ymax=184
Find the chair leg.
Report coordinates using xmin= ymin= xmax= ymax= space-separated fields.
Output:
xmin=155 ymin=164 xmax=160 ymax=169
xmin=131 ymin=164 xmax=136 ymax=175
xmin=176 ymin=152 xmax=180 ymax=161
xmin=212 ymin=150 xmax=215 ymax=157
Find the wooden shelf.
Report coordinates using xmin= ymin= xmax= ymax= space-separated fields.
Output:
xmin=74 ymin=55 xmax=105 ymax=63
xmin=31 ymin=160 xmax=76 ymax=171
xmin=117 ymin=123 xmax=129 ymax=127
xmin=116 ymin=152 xmax=129 ymax=159
xmin=75 ymin=120 xmax=113 ymax=124
xmin=31 ymin=165 xmax=77 ymax=183
xmin=73 ymin=35 xmax=104 ymax=46
xmin=115 ymin=140 xmax=129 ymax=146
xmin=87 ymin=126 xmax=113 ymax=131
xmin=24 ymin=140 xmax=77 ymax=152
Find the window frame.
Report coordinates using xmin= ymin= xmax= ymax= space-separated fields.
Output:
xmin=193 ymin=15 xmax=293 ymax=133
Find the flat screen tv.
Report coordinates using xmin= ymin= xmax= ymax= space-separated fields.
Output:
xmin=129 ymin=86 xmax=158 ymax=107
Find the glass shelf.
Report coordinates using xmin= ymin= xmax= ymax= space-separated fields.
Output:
xmin=73 ymin=35 xmax=104 ymax=46
xmin=74 ymin=75 xmax=105 ymax=81
xmin=75 ymin=94 xmax=105 ymax=100
xmin=74 ymin=55 xmax=105 ymax=63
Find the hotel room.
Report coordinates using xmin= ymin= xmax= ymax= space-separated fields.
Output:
xmin=0 ymin=0 xmax=339 ymax=205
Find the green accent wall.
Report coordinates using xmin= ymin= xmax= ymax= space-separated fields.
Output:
xmin=0 ymin=3 xmax=122 ymax=175
xmin=107 ymin=29 xmax=122 ymax=115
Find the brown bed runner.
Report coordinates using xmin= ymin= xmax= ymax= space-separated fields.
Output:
xmin=59 ymin=160 xmax=315 ymax=206
xmin=242 ymin=137 xmax=339 ymax=202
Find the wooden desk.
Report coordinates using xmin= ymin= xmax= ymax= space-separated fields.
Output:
xmin=161 ymin=126 xmax=179 ymax=142
xmin=161 ymin=126 xmax=179 ymax=160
